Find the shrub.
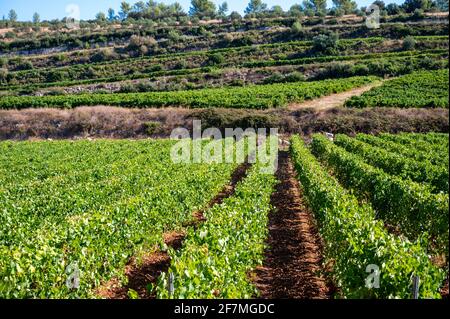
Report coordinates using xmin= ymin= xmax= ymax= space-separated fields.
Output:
xmin=174 ymin=60 xmax=189 ymax=70
xmin=45 ymin=88 xmax=66 ymax=96
xmin=83 ymin=67 xmax=97 ymax=78
xmin=167 ymin=30 xmax=181 ymax=42
xmin=328 ymin=18 xmax=339 ymax=24
xmin=291 ymin=21 xmax=303 ymax=34
xmin=412 ymin=8 xmax=425 ymax=20
xmin=232 ymin=35 xmax=255 ymax=47
xmin=90 ymin=48 xmax=118 ymax=63
xmin=0 ymin=68 xmax=8 ymax=84
xmin=4 ymin=32 xmax=16 ymax=39
xmin=70 ymin=39 xmax=84 ymax=49
xmin=10 ymin=57 xmax=33 ymax=71
xmin=53 ymin=54 xmax=67 ymax=62
xmin=353 ymin=64 xmax=370 ymax=76
xmin=191 ymin=108 xmax=280 ymax=130
xmin=138 ymin=45 xmax=149 ymax=56
xmin=229 ymin=79 xmax=245 ymax=86
xmin=136 ymin=82 xmax=154 ymax=92
xmin=46 ymin=70 xmax=68 ymax=82
xmin=143 ymin=121 xmax=161 ymax=135
xmin=284 ymin=71 xmax=305 ymax=82
xmin=207 ymin=53 xmax=225 ymax=66
xmin=127 ymin=35 xmax=157 ymax=53
xmin=236 ymin=114 xmax=280 ymax=129
xmin=263 ymin=71 xmax=306 ymax=84
xmin=0 ymin=57 xmax=7 ymax=68
xmin=119 ymin=83 xmax=138 ymax=93
xmin=312 ymin=33 xmax=339 ymax=55
xmin=317 ymin=62 xmax=356 ymax=79
xmin=147 ymin=64 xmax=164 ymax=72
xmin=402 ymin=36 xmax=416 ymax=51
xmin=263 ymin=72 xmax=285 ymax=84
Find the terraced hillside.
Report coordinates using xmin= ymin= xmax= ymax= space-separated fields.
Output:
xmin=1 ymin=7 xmax=448 ymax=139
xmin=0 ymin=0 xmax=449 ymax=302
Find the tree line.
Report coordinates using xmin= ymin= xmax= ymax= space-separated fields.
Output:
xmin=2 ymin=0 xmax=449 ymax=24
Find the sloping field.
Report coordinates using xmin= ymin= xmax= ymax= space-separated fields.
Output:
xmin=0 ymin=139 xmax=242 ymax=298
xmin=290 ymin=133 xmax=449 ymax=298
xmin=345 ymin=69 xmax=449 ymax=108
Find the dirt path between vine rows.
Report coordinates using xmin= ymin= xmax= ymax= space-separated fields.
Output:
xmin=96 ymin=162 xmax=251 ymax=299
xmin=288 ymin=81 xmax=383 ymax=111
xmin=254 ymin=150 xmax=330 ymax=299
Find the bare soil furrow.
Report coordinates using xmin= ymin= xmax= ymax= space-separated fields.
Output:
xmin=254 ymin=150 xmax=330 ymax=299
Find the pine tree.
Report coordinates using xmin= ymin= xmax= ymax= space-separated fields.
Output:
xmin=119 ymin=1 xmax=131 ymax=20
xmin=32 ymin=12 xmax=40 ymax=24
xmin=218 ymin=2 xmax=229 ymax=17
xmin=189 ymin=0 xmax=217 ymax=19
xmin=107 ymin=8 xmax=116 ymax=21
xmin=244 ymin=0 xmax=268 ymax=15
xmin=8 ymin=9 xmax=18 ymax=22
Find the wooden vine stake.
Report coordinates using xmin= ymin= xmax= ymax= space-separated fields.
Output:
xmin=412 ymin=275 xmax=420 ymax=299
xmin=168 ymin=272 xmax=175 ymax=297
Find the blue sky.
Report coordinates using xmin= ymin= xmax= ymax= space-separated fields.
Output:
xmin=0 ymin=0 xmax=404 ymax=21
